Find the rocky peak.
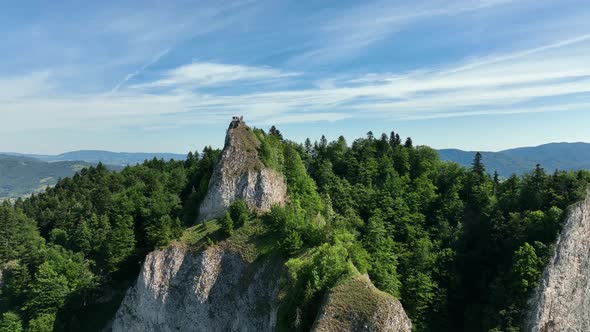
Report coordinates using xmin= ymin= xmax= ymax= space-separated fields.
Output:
xmin=197 ymin=118 xmax=287 ymax=221
xmin=526 ymin=187 xmax=590 ymax=331
xmin=111 ymin=243 xmax=284 ymax=332
xmin=313 ymin=274 xmax=412 ymax=332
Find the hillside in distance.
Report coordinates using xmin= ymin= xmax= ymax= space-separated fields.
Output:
xmin=438 ymin=142 xmax=590 ymax=177
xmin=0 ymin=155 xmax=95 ymax=199
xmin=0 ymin=150 xmax=186 ymax=199
xmin=4 ymin=150 xmax=186 ymax=166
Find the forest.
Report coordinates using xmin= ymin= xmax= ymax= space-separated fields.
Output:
xmin=1 ymin=126 xmax=590 ymax=332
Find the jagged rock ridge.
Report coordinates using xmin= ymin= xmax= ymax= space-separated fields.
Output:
xmin=526 ymin=187 xmax=590 ymax=332
xmin=313 ymin=275 xmax=411 ymax=332
xmin=198 ymin=119 xmax=287 ymax=221
xmin=112 ymin=244 xmax=283 ymax=331
xmin=112 ymin=119 xmax=412 ymax=331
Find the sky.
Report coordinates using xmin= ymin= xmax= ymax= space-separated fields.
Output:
xmin=1 ymin=0 xmax=590 ymax=154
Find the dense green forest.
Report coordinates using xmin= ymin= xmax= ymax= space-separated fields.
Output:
xmin=1 ymin=127 xmax=589 ymax=331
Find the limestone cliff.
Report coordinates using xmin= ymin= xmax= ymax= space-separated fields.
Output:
xmin=526 ymin=188 xmax=590 ymax=332
xmin=198 ymin=119 xmax=287 ymax=221
xmin=313 ymin=275 xmax=411 ymax=332
xmin=112 ymin=243 xmax=283 ymax=332
xmin=112 ymin=244 xmax=412 ymax=332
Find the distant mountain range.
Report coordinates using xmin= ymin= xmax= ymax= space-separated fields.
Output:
xmin=0 ymin=155 xmax=95 ymax=199
xmin=0 ymin=150 xmax=186 ymax=199
xmin=3 ymin=150 xmax=186 ymax=166
xmin=2 ymin=144 xmax=589 ymax=199
xmin=438 ymin=142 xmax=590 ymax=177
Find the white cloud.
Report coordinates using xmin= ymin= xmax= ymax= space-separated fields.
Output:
xmin=131 ymin=62 xmax=300 ymax=89
xmin=0 ymin=71 xmax=53 ymax=99
xmin=1 ymin=33 xmax=590 ymax=133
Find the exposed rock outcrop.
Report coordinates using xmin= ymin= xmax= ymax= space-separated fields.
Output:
xmin=112 ymin=118 xmax=412 ymax=331
xmin=198 ymin=119 xmax=287 ymax=221
xmin=526 ymin=188 xmax=590 ymax=332
xmin=313 ymin=275 xmax=412 ymax=332
xmin=112 ymin=244 xmax=283 ymax=332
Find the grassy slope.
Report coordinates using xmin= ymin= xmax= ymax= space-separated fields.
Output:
xmin=178 ymin=217 xmax=280 ymax=263
xmin=312 ymin=267 xmax=405 ymax=331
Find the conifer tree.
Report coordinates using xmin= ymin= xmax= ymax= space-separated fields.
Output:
xmin=472 ymin=152 xmax=486 ymax=182
xmin=0 ymin=312 xmax=22 ymax=332
xmin=304 ymin=138 xmax=312 ymax=156
xmin=395 ymin=133 xmax=402 ymax=146
xmin=269 ymin=125 xmax=283 ymax=140
xmin=404 ymin=137 xmax=413 ymax=148
xmin=389 ymin=131 xmax=397 ymax=148
xmin=220 ymin=212 xmax=234 ymax=236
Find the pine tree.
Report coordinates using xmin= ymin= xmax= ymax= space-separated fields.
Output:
xmin=364 ymin=213 xmax=401 ymax=297
xmin=220 ymin=212 xmax=234 ymax=236
xmin=269 ymin=125 xmax=283 ymax=140
xmin=404 ymin=137 xmax=413 ymax=148
xmin=27 ymin=313 xmax=55 ymax=332
xmin=229 ymin=200 xmax=249 ymax=228
xmin=304 ymin=138 xmax=312 ymax=156
xmin=389 ymin=131 xmax=397 ymax=148
xmin=493 ymin=170 xmax=500 ymax=195
xmin=0 ymin=312 xmax=22 ymax=332
xmin=106 ymin=215 xmax=136 ymax=272
xmin=472 ymin=152 xmax=486 ymax=182
xmin=319 ymin=135 xmax=328 ymax=154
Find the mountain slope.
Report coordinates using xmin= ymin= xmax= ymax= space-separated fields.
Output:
xmin=0 ymin=150 xmax=185 ymax=199
xmin=0 ymin=154 xmax=93 ymax=199
xmin=4 ymin=150 xmax=186 ymax=166
xmin=502 ymin=142 xmax=590 ymax=170
xmin=438 ymin=142 xmax=590 ymax=176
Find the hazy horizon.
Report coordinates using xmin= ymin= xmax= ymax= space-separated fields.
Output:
xmin=3 ymin=140 xmax=590 ymax=157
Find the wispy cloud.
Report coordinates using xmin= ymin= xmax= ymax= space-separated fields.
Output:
xmin=130 ymin=62 xmax=300 ymax=89
xmin=0 ymin=71 xmax=53 ymax=100
xmin=289 ymin=0 xmax=516 ymax=65
xmin=111 ymin=48 xmax=170 ymax=93
xmin=2 ymin=33 xmax=590 ymax=134
xmin=1 ymin=0 xmax=590 ymax=151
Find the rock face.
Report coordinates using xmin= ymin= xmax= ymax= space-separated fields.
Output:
xmin=198 ymin=119 xmax=287 ymax=221
xmin=313 ymin=275 xmax=412 ymax=332
xmin=526 ymin=188 xmax=590 ymax=332
xmin=112 ymin=244 xmax=283 ymax=332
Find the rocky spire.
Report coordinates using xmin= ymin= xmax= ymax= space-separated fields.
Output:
xmin=197 ymin=118 xmax=286 ymax=221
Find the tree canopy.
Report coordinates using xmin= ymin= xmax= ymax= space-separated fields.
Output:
xmin=1 ymin=127 xmax=589 ymax=332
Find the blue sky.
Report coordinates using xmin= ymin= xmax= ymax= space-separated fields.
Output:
xmin=1 ymin=0 xmax=590 ymax=154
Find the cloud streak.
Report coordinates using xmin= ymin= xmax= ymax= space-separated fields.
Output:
xmin=131 ymin=62 xmax=299 ymax=89
xmin=2 ymin=32 xmax=590 ymax=134
xmin=111 ymin=48 xmax=170 ymax=93
xmin=289 ymin=0 xmax=517 ymax=65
